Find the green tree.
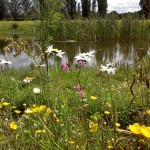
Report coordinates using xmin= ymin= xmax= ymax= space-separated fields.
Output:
xmin=21 ymin=0 xmax=34 ymax=15
xmin=0 ymin=0 xmax=7 ymax=20
xmin=8 ymin=0 xmax=22 ymax=20
xmin=97 ymin=0 xmax=108 ymax=17
xmin=139 ymin=0 xmax=150 ymax=18
xmin=81 ymin=0 xmax=91 ymax=18
xmin=66 ymin=0 xmax=77 ymax=19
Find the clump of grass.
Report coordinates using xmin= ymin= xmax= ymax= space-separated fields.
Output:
xmin=12 ymin=23 xmax=18 ymax=29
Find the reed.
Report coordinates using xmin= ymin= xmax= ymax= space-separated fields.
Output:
xmin=50 ymin=17 xmax=150 ymax=41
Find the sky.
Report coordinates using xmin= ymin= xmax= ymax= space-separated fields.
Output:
xmin=77 ymin=0 xmax=141 ymax=13
xmin=107 ymin=0 xmax=141 ymax=13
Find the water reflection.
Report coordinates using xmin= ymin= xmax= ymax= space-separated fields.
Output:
xmin=0 ymin=39 xmax=149 ymax=68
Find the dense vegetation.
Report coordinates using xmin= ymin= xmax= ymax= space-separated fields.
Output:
xmin=0 ymin=46 xmax=150 ymax=149
xmin=0 ymin=18 xmax=150 ymax=41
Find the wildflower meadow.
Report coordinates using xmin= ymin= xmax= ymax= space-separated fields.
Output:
xmin=0 ymin=40 xmax=150 ymax=149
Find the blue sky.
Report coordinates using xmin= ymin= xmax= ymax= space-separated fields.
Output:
xmin=77 ymin=0 xmax=141 ymax=13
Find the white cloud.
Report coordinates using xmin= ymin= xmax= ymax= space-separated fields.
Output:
xmin=77 ymin=0 xmax=141 ymax=13
xmin=107 ymin=1 xmax=141 ymax=13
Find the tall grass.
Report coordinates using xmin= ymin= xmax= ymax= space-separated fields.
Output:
xmin=50 ymin=17 xmax=150 ymax=41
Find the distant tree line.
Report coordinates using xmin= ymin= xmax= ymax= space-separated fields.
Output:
xmin=0 ymin=0 xmax=149 ymax=20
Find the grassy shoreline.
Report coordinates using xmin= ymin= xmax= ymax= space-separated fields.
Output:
xmin=0 ymin=21 xmax=37 ymax=39
xmin=0 ymin=19 xmax=150 ymax=41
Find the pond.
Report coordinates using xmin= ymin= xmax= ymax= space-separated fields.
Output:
xmin=0 ymin=38 xmax=150 ymax=68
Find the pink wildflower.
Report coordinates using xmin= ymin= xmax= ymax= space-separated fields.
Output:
xmin=74 ymin=84 xmax=82 ymax=91
xmin=61 ymin=64 xmax=70 ymax=73
xmin=77 ymin=90 xmax=86 ymax=98
xmin=77 ymin=60 xmax=86 ymax=66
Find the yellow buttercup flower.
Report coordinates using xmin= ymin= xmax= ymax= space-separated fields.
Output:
xmin=91 ymin=96 xmax=97 ymax=101
xmin=38 ymin=105 xmax=46 ymax=112
xmin=12 ymin=106 xmax=17 ymax=109
xmin=89 ymin=121 xmax=98 ymax=132
xmin=14 ymin=110 xmax=21 ymax=114
xmin=3 ymin=102 xmax=10 ymax=106
xmin=23 ymin=103 xmax=27 ymax=107
xmin=115 ymin=123 xmax=121 ymax=128
xmin=104 ymin=111 xmax=110 ymax=115
xmin=129 ymin=123 xmax=142 ymax=135
xmin=10 ymin=121 xmax=18 ymax=130
xmin=32 ymin=105 xmax=46 ymax=113
xmin=141 ymin=125 xmax=150 ymax=139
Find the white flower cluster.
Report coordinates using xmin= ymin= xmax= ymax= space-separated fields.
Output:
xmin=99 ymin=63 xmax=117 ymax=74
xmin=45 ymin=45 xmax=65 ymax=58
xmin=74 ymin=50 xmax=95 ymax=65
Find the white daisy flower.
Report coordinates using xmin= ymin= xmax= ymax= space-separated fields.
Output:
xmin=45 ymin=45 xmax=58 ymax=55
xmin=56 ymin=50 xmax=65 ymax=58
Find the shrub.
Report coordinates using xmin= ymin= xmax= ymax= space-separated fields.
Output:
xmin=12 ymin=23 xmax=18 ymax=29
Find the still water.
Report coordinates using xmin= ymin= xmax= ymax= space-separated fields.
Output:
xmin=0 ymin=38 xmax=150 ymax=68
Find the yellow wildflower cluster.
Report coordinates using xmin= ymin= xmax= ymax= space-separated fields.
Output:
xmin=25 ymin=105 xmax=52 ymax=116
xmin=25 ymin=105 xmax=46 ymax=114
xmin=89 ymin=121 xmax=98 ymax=132
xmin=0 ymin=102 xmax=10 ymax=108
xmin=129 ymin=123 xmax=150 ymax=139
xmin=10 ymin=121 xmax=18 ymax=130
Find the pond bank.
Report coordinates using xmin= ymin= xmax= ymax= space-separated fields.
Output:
xmin=0 ymin=19 xmax=150 ymax=41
